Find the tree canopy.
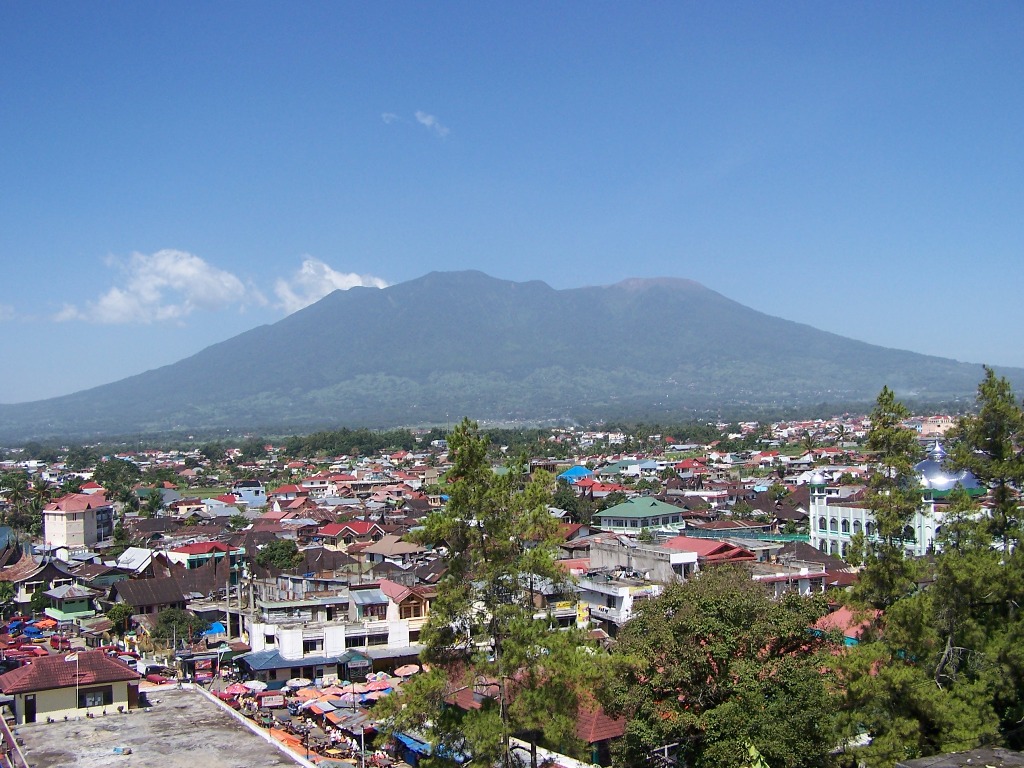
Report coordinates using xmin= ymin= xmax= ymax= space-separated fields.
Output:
xmin=255 ymin=539 xmax=303 ymax=570
xmin=379 ymin=419 xmax=604 ymax=768
xmin=604 ymin=565 xmax=835 ymax=768
xmin=850 ymin=386 xmax=923 ymax=609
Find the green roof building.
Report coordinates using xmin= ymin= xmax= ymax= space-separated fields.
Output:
xmin=593 ymin=497 xmax=686 ymax=534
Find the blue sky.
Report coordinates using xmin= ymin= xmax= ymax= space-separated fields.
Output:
xmin=2 ymin=3 xmax=1022 ymax=404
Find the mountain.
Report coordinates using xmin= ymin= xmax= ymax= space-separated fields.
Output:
xmin=0 ymin=271 xmax=1016 ymax=440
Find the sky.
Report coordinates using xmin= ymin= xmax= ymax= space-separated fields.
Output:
xmin=2 ymin=3 xmax=1022 ymax=404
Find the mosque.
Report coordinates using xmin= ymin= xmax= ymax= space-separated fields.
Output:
xmin=809 ymin=442 xmax=984 ymax=559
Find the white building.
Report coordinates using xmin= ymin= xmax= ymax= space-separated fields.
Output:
xmin=808 ymin=443 xmax=984 ymax=559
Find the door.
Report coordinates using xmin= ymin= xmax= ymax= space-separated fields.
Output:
xmin=24 ymin=694 xmax=36 ymax=723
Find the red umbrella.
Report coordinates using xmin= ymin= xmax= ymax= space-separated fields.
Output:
xmin=224 ymin=682 xmax=249 ymax=695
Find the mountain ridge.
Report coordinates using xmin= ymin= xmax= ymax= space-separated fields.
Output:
xmin=0 ymin=271 xmax=1016 ymax=440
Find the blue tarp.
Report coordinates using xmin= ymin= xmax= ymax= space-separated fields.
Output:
xmin=203 ymin=621 xmax=226 ymax=636
xmin=395 ymin=733 xmax=431 ymax=755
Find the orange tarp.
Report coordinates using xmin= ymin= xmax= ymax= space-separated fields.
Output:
xmin=269 ymin=728 xmax=303 ymax=749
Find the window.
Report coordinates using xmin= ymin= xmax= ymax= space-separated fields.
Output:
xmin=362 ymin=603 xmax=386 ymax=621
xmin=400 ymin=602 xmax=422 ymax=620
xmin=303 ymin=639 xmax=323 ymax=654
xmin=818 ymin=517 xmax=827 ymax=531
xmin=853 ymin=520 xmax=862 ymax=534
xmin=829 ymin=518 xmax=838 ymax=532
xmin=841 ymin=520 xmax=849 ymax=534
xmin=78 ymin=686 xmax=113 ymax=709
xmin=366 ymin=633 xmax=388 ymax=646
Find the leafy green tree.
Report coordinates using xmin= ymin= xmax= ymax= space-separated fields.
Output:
xmin=64 ymin=446 xmax=98 ymax=471
xmin=239 ymin=437 xmax=268 ymax=461
xmin=851 ymin=387 xmax=923 ymax=609
xmin=21 ymin=442 xmax=59 ymax=463
xmin=768 ymin=482 xmax=790 ymax=502
xmin=107 ymin=602 xmax=134 ymax=637
xmin=60 ymin=475 xmax=84 ymax=495
xmin=227 ymin=513 xmax=250 ymax=531
xmin=255 ymin=539 xmax=303 ymax=570
xmin=152 ymin=608 xmax=209 ymax=642
xmin=552 ymin=480 xmax=579 ymax=516
xmin=199 ymin=442 xmax=225 ymax=463
xmin=380 ymin=419 xmax=604 ymax=768
xmin=0 ymin=581 xmax=14 ymax=618
xmin=598 ymin=491 xmax=627 ymax=511
xmin=92 ymin=458 xmax=141 ymax=495
xmin=30 ymin=586 xmax=49 ymax=616
xmin=603 ymin=566 xmax=835 ymax=768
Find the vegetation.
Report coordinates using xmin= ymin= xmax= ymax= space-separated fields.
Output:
xmin=850 ymin=387 xmax=923 ymax=609
xmin=380 ymin=419 xmax=605 ymax=768
xmin=833 ymin=374 xmax=1024 ymax=767
xmin=92 ymin=457 xmax=141 ymax=497
xmin=255 ymin=539 xmax=303 ymax=570
xmin=605 ymin=566 xmax=835 ymax=768
xmin=106 ymin=603 xmax=134 ymax=636
xmin=152 ymin=608 xmax=209 ymax=643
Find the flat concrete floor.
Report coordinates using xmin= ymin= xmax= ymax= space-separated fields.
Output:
xmin=13 ymin=687 xmax=304 ymax=768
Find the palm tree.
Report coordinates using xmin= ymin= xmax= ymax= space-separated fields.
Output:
xmin=801 ymin=430 xmax=818 ymax=454
xmin=0 ymin=472 xmax=29 ymax=526
xmin=831 ymin=423 xmax=847 ymax=448
xmin=142 ymin=488 xmax=164 ymax=518
xmin=29 ymin=477 xmax=54 ymax=508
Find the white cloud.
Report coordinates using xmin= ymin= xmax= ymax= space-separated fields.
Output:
xmin=274 ymin=258 xmax=388 ymax=314
xmin=55 ymin=249 xmax=254 ymax=324
xmin=381 ymin=112 xmax=399 ymax=124
xmin=415 ymin=110 xmax=449 ymax=138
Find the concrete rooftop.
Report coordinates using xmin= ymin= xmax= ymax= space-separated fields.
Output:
xmin=14 ymin=687 xmax=305 ymax=768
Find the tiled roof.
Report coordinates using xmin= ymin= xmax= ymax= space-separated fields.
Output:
xmin=576 ymin=705 xmax=626 ymax=743
xmin=0 ymin=650 xmax=140 ymax=694
xmin=44 ymin=493 xmax=111 ymax=512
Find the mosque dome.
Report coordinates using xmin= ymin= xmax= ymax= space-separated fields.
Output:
xmin=915 ymin=442 xmax=983 ymax=496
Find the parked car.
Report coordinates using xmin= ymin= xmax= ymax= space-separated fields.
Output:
xmin=50 ymin=636 xmax=71 ymax=650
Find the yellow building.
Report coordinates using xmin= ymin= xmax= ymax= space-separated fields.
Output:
xmin=0 ymin=650 xmax=140 ymax=724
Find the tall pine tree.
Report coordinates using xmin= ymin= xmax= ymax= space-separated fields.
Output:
xmin=379 ymin=419 xmax=603 ymax=768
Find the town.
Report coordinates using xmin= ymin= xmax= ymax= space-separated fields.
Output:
xmin=0 ymin=376 xmax=1019 ymax=768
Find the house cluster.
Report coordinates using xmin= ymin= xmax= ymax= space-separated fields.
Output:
xmin=0 ymin=411 xmax=997 ymax=762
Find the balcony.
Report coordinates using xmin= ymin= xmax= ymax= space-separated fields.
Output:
xmin=588 ymin=604 xmax=628 ymax=624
